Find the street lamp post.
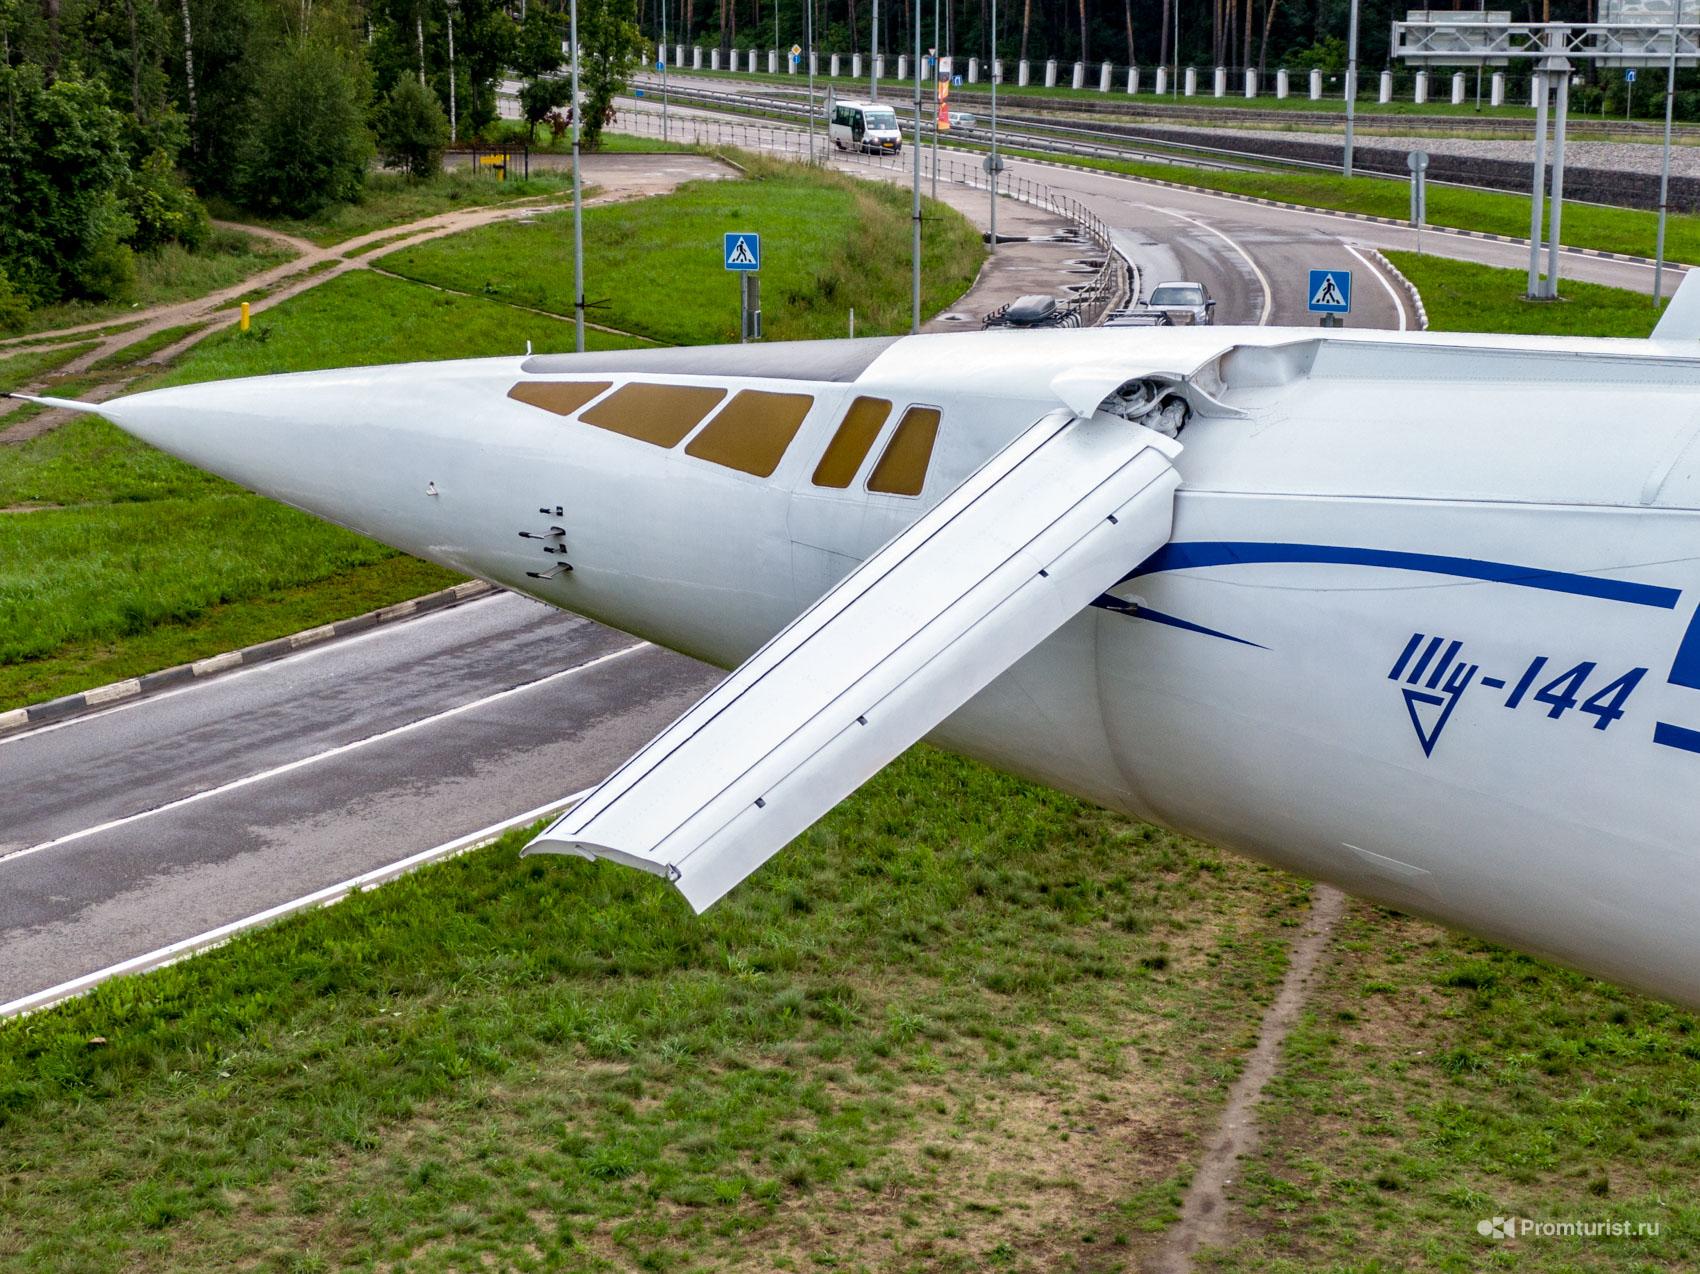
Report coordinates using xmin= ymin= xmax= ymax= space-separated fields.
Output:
xmin=1343 ymin=0 xmax=1359 ymax=176
xmin=913 ymin=0 xmax=922 ymax=333
xmin=571 ymin=0 xmax=585 ymax=352
xmin=1656 ymin=0 xmax=1682 ymax=306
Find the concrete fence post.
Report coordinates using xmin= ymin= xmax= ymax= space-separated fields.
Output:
xmin=1185 ymin=66 xmax=1199 ymax=96
xmin=1276 ymin=67 xmax=1289 ymax=98
xmin=1414 ymin=69 xmax=1428 ymax=103
xmin=1213 ymin=65 xmax=1227 ymax=96
xmin=1379 ymin=69 xmax=1392 ymax=102
xmin=1309 ymin=67 xmax=1322 ymax=99
xmin=1100 ymin=61 xmax=1113 ymax=92
xmin=1127 ymin=65 xmax=1140 ymax=94
xmin=1045 ymin=59 xmax=1058 ymax=87
xmin=1018 ymin=59 xmax=1030 ymax=86
xmin=1491 ymin=71 xmax=1505 ymax=106
xmin=1451 ymin=70 xmax=1465 ymax=104
xmin=1244 ymin=66 xmax=1257 ymax=97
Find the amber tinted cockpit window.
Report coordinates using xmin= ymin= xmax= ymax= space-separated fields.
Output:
xmin=866 ymin=406 xmax=941 ymax=497
xmin=507 ymin=380 xmax=612 ymax=416
xmin=811 ymin=396 xmax=892 ymax=488
xmin=578 ymin=383 xmax=728 ymax=447
xmin=684 ymin=389 xmax=815 ymax=477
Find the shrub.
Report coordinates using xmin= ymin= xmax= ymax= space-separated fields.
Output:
xmin=122 ymin=149 xmax=210 ymax=254
xmin=377 ymin=76 xmax=451 ymax=179
xmin=236 ymin=43 xmax=372 ymax=218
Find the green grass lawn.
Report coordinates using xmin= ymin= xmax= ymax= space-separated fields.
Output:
xmin=377 ymin=151 xmax=986 ymax=343
xmin=207 ymin=169 xmax=580 ymax=248
xmin=1212 ymin=902 xmax=1700 ymax=1271
xmin=0 ymin=341 xmax=100 ymax=393
xmin=1389 ymin=251 xmax=1662 ymax=338
xmin=0 ymin=747 xmax=1304 ymax=1273
xmin=1 ymin=159 xmax=986 ymax=713
xmin=11 ymin=228 xmax=297 ymax=337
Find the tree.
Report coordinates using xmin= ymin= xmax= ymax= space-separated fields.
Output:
xmin=514 ymin=0 xmax=568 ymax=139
xmin=576 ymin=0 xmax=641 ymax=150
xmin=376 ymin=73 xmax=450 ymax=176
xmin=235 ymin=41 xmax=370 ymax=216
xmin=0 ymin=63 xmax=136 ymax=304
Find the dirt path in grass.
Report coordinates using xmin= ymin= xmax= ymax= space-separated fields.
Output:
xmin=0 ymin=154 xmax=736 ymax=441
xmin=1152 ymin=882 xmax=1348 ymax=1274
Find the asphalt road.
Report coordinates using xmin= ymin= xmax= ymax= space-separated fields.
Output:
xmin=0 ymin=594 xmax=722 ymax=1005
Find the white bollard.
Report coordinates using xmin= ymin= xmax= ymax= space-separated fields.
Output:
xmin=1380 ymin=69 xmax=1392 ymax=102
xmin=694 ymin=46 xmax=703 ymax=69
xmin=851 ymin=52 xmax=861 ymax=77
xmin=1185 ymin=66 xmax=1198 ymax=96
xmin=968 ymin=57 xmax=979 ymax=82
xmin=1491 ymin=71 xmax=1505 ymax=106
xmin=1452 ymin=71 xmax=1465 ymax=104
xmin=1100 ymin=61 xmax=1113 ymax=92
xmin=1276 ymin=67 xmax=1289 ymax=98
xmin=1244 ymin=67 xmax=1257 ymax=97
xmin=874 ymin=54 xmax=884 ymax=78
xmin=1530 ymin=75 xmax=1540 ymax=107
xmin=1309 ymin=67 xmax=1322 ymax=99
xmin=732 ymin=48 xmax=742 ymax=72
xmin=1414 ymin=70 xmax=1427 ymax=104
xmin=897 ymin=53 xmax=907 ymax=79
xmin=674 ymin=43 xmax=683 ymax=65
xmin=1017 ymin=59 xmax=1030 ymax=86
xmin=711 ymin=47 xmax=721 ymax=70
xmin=1071 ymin=61 xmax=1085 ymax=90
xmin=1045 ymin=59 xmax=1058 ymax=87
xmin=1156 ymin=66 xmax=1169 ymax=94
xmin=769 ymin=49 xmax=778 ymax=74
xmin=1127 ymin=65 xmax=1140 ymax=94
xmin=993 ymin=58 xmax=1003 ymax=83
xmin=1213 ymin=65 xmax=1226 ymax=96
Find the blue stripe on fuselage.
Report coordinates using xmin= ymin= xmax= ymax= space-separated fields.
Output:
xmin=1125 ymin=542 xmax=1682 ymax=611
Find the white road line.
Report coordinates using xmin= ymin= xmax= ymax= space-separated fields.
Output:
xmin=0 ymin=588 xmax=513 ymax=751
xmin=1343 ymin=241 xmax=1408 ymax=331
xmin=1147 ymin=205 xmax=1274 ymax=325
xmin=0 ymin=642 xmax=648 ymax=867
xmin=0 ymin=788 xmax=597 ymax=1020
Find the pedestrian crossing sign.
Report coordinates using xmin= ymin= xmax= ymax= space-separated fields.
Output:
xmin=724 ymin=233 xmax=761 ymax=271
xmin=1308 ymin=269 xmax=1351 ymax=314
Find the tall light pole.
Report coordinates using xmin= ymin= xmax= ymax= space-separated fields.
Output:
xmin=912 ymin=0 xmax=922 ymax=333
xmin=661 ymin=0 xmax=669 ymax=142
xmin=1342 ymin=0 xmax=1359 ymax=176
xmin=1655 ymin=0 xmax=1682 ymax=307
xmin=807 ymin=0 xmax=815 ymax=161
xmin=872 ymin=0 xmax=880 ymax=99
xmin=571 ymin=0 xmax=585 ymax=353
xmin=989 ymin=0 xmax=997 ymax=252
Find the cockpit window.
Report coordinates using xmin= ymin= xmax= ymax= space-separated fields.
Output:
xmin=867 ymin=406 xmax=941 ymax=497
xmin=578 ymin=383 xmax=727 ymax=447
xmin=507 ymin=381 xmax=612 ymax=416
xmin=685 ymin=389 xmax=815 ymax=477
xmin=811 ymin=396 xmax=892 ymax=488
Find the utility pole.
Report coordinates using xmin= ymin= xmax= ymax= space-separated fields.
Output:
xmin=872 ymin=0 xmax=880 ymax=99
xmin=1655 ymin=0 xmax=1682 ymax=306
xmin=989 ymin=0 xmax=997 ymax=251
xmin=807 ymin=0 xmax=815 ymax=161
xmin=662 ymin=0 xmax=670 ymax=141
xmin=932 ymin=0 xmax=940 ymax=198
xmin=1343 ymin=0 xmax=1359 ymax=176
xmin=571 ymin=0 xmax=585 ymax=352
xmin=446 ymin=1 xmax=457 ymax=142
xmin=913 ymin=0 xmax=922 ymax=333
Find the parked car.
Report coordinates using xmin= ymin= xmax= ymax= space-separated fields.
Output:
xmin=1141 ymin=281 xmax=1215 ymax=326
xmin=981 ymin=294 xmax=1082 ymax=330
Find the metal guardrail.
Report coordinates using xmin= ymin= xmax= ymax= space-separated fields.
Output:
xmin=618 ymin=100 xmax=1130 ymax=327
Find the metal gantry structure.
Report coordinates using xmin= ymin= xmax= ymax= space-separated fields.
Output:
xmin=1393 ymin=8 xmax=1700 ymax=301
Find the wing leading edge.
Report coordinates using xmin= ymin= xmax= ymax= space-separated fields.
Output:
xmin=523 ymin=408 xmax=1183 ymax=911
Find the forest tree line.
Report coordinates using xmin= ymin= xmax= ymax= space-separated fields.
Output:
xmin=0 ymin=0 xmax=638 ymax=323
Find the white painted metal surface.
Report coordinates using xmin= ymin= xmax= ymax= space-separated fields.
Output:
xmin=525 ymin=410 xmax=1179 ymax=910
xmin=36 ymin=321 xmax=1700 ymax=1009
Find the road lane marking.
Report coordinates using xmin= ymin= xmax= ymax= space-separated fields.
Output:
xmin=1144 ymin=205 xmax=1274 ymax=325
xmin=0 ymin=788 xmax=597 ymax=1020
xmin=0 ymin=642 xmax=648 ymax=867
xmin=1343 ymin=241 xmax=1408 ymax=331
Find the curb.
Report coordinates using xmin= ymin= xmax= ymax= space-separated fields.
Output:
xmin=0 ymin=579 xmax=497 ymax=738
xmin=1363 ymin=246 xmax=1429 ymax=330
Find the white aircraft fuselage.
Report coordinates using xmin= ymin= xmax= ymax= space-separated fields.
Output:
xmin=58 ymin=326 xmax=1700 ymax=1009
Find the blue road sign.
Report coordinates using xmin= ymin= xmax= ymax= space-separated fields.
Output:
xmin=1627 ymin=68 xmax=1638 ymax=83
xmin=1308 ymin=269 xmax=1352 ymax=314
xmin=724 ymin=232 xmax=761 ymax=271
xmin=953 ymin=74 xmax=963 ymax=85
